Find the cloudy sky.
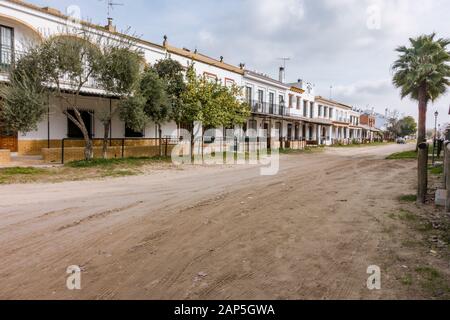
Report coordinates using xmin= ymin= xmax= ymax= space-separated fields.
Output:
xmin=29 ymin=0 xmax=450 ymax=128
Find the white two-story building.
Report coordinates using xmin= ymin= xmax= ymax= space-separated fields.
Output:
xmin=315 ymin=96 xmax=363 ymax=145
xmin=0 ymin=0 xmax=374 ymax=162
xmin=0 ymin=0 xmax=245 ymax=159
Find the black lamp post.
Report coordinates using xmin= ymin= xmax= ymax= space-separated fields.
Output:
xmin=432 ymin=111 xmax=439 ymax=164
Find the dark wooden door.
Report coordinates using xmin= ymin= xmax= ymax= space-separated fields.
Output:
xmin=0 ymin=133 xmax=18 ymax=152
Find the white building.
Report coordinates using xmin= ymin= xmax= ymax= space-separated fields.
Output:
xmin=243 ymin=69 xmax=289 ymax=146
xmin=315 ymin=96 xmax=362 ymax=145
xmin=0 ymin=0 xmax=245 ymax=158
xmin=0 ymin=0 xmax=371 ymax=161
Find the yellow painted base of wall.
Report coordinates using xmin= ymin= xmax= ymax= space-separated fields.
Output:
xmin=19 ymin=139 xmax=162 ymax=156
xmin=284 ymin=141 xmax=306 ymax=150
xmin=43 ymin=145 xmax=175 ymax=163
xmin=18 ymin=140 xmax=61 ymax=156
xmin=0 ymin=149 xmax=11 ymax=164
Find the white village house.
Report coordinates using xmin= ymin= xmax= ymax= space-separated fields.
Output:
xmin=0 ymin=0 xmax=375 ymax=163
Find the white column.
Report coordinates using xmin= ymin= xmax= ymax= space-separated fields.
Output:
xmin=317 ymin=125 xmax=322 ymax=145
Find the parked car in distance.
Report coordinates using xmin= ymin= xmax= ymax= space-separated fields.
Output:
xmin=396 ymin=138 xmax=407 ymax=144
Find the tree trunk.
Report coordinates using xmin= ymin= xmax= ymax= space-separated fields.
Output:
xmin=102 ymin=121 xmax=111 ymax=159
xmin=158 ymin=124 xmax=163 ymax=157
xmin=190 ymin=127 xmax=195 ymax=164
xmin=73 ymin=108 xmax=93 ymax=161
xmin=417 ymin=84 xmax=428 ymax=204
xmin=445 ymin=143 xmax=450 ymax=212
xmin=417 ymin=85 xmax=428 ymax=146
xmin=417 ymin=142 xmax=429 ymax=204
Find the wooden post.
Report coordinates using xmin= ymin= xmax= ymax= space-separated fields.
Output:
xmin=417 ymin=142 xmax=429 ymax=204
xmin=444 ymin=142 xmax=450 ymax=212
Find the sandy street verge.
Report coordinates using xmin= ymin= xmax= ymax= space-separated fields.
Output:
xmin=0 ymin=143 xmax=446 ymax=300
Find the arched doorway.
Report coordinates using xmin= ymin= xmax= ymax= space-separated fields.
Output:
xmin=0 ymin=15 xmax=43 ymax=152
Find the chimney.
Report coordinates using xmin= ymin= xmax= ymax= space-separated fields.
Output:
xmin=105 ymin=18 xmax=116 ymax=32
xmin=279 ymin=67 xmax=285 ymax=83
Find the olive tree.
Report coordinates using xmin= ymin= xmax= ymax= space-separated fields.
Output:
xmin=0 ymin=29 xmax=142 ymax=160
xmin=120 ymin=59 xmax=184 ymax=156
xmin=180 ymin=65 xmax=251 ymax=160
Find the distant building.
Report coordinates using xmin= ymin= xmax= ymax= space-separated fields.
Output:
xmin=359 ymin=112 xmax=382 ymax=143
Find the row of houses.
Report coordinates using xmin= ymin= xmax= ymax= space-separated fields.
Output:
xmin=0 ymin=0 xmax=382 ymax=160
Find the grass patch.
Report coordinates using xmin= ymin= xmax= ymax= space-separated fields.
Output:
xmin=400 ymin=274 xmax=413 ymax=286
xmin=416 ymin=267 xmax=441 ymax=281
xmin=399 ymin=194 xmax=417 ymax=203
xmin=0 ymin=167 xmax=50 ymax=185
xmin=386 ymin=150 xmax=417 ymax=160
xmin=333 ymin=142 xmax=390 ymax=148
xmin=278 ymin=147 xmax=320 ymax=154
xmin=387 ymin=212 xmax=397 ymax=220
xmin=415 ymin=267 xmax=450 ymax=296
xmin=67 ymin=156 xmax=171 ymax=168
xmin=0 ymin=167 xmax=46 ymax=175
xmin=101 ymin=169 xmax=138 ymax=178
xmin=429 ymin=166 xmax=443 ymax=175
xmin=279 ymin=148 xmax=304 ymax=154
xmin=0 ymin=156 xmax=175 ymax=184
xmin=398 ymin=209 xmax=418 ymax=222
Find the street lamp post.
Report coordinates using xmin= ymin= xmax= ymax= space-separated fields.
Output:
xmin=432 ymin=111 xmax=439 ymax=165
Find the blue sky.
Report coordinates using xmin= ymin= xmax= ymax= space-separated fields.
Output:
xmin=28 ymin=0 xmax=450 ymax=128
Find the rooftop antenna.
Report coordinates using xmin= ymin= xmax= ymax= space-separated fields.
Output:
xmin=99 ymin=0 xmax=124 ymax=19
xmin=329 ymin=85 xmax=333 ymax=100
xmin=277 ymin=57 xmax=290 ymax=83
xmin=278 ymin=57 xmax=290 ymax=70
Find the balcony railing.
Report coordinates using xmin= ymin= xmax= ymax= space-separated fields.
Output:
xmin=249 ymin=100 xmax=289 ymax=117
xmin=0 ymin=46 xmax=26 ymax=73
xmin=0 ymin=47 xmax=101 ymax=91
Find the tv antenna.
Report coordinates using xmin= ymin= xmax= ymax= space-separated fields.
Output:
xmin=278 ymin=57 xmax=291 ymax=70
xmin=99 ymin=0 xmax=124 ymax=19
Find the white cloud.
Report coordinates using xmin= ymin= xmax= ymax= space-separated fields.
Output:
xmin=333 ymin=79 xmax=392 ymax=99
xmin=247 ymin=0 xmax=305 ymax=33
xmin=198 ymin=30 xmax=216 ymax=46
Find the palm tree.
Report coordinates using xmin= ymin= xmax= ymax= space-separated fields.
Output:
xmin=392 ymin=33 xmax=450 ymax=203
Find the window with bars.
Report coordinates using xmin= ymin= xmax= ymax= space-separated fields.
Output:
xmin=269 ymin=92 xmax=275 ymax=107
xmin=258 ymin=89 xmax=264 ymax=104
xmin=245 ymin=87 xmax=253 ymax=105
xmin=248 ymin=119 xmax=257 ymax=131
xmin=0 ymin=25 xmax=14 ymax=69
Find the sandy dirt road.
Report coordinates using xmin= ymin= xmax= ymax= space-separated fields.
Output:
xmin=0 ymin=144 xmax=419 ymax=300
